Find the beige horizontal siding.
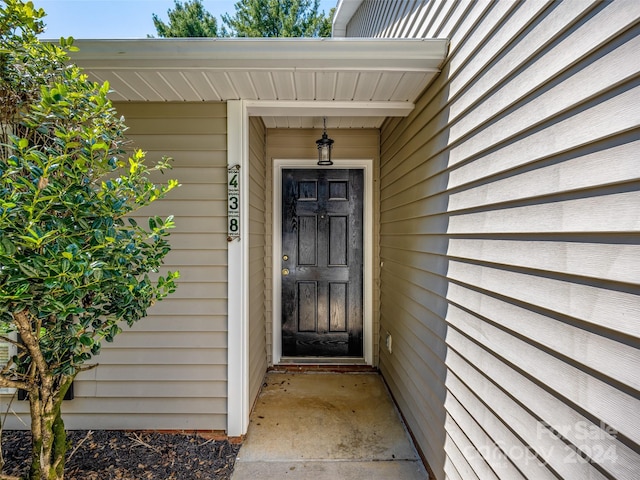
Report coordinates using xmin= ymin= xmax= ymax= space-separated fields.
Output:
xmin=95 ymin=347 xmax=228 ymax=365
xmin=248 ymin=116 xmax=268 ymax=406
xmin=348 ymin=1 xmax=640 ymax=479
xmin=1 ymin=102 xmax=229 ymax=431
xmin=53 ymin=397 xmax=227 ymax=430
xmin=93 ymin=364 xmax=227 ymax=381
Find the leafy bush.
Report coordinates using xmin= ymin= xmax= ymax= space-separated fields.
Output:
xmin=0 ymin=1 xmax=179 ymax=478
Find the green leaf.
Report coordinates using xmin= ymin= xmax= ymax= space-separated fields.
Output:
xmin=1 ymin=238 xmax=17 ymax=255
xmin=18 ymin=263 xmax=39 ymax=277
xmin=94 ymin=230 xmax=105 ymax=243
xmin=17 ymin=235 xmax=39 ymax=245
xmin=0 ymin=0 xmax=179 ymax=386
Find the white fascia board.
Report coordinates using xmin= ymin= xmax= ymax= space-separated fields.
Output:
xmin=246 ymin=100 xmax=414 ymax=117
xmin=69 ymin=38 xmax=448 ymax=71
xmin=332 ymin=0 xmax=364 ymax=37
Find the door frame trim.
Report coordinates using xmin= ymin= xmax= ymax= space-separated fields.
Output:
xmin=272 ymin=159 xmax=374 ymax=366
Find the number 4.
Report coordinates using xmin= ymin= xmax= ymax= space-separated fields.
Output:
xmin=229 ymin=174 xmax=238 ymax=188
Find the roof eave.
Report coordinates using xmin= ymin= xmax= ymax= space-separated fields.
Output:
xmin=69 ymin=37 xmax=448 ymax=71
xmin=332 ymin=0 xmax=364 ymax=37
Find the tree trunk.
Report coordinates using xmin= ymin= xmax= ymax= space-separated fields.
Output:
xmin=11 ymin=310 xmax=73 ymax=480
xmin=28 ymin=378 xmax=73 ymax=480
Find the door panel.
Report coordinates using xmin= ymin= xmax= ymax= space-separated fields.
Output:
xmin=281 ymin=169 xmax=363 ymax=357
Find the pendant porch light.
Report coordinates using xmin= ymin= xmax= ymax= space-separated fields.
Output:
xmin=316 ymin=117 xmax=334 ymax=166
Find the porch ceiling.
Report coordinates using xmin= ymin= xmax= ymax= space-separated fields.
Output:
xmin=70 ymin=38 xmax=448 ymax=128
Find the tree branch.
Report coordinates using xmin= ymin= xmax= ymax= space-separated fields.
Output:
xmin=77 ymin=363 xmax=98 ymax=372
xmin=0 ymin=334 xmax=21 ymax=348
xmin=12 ymin=310 xmax=50 ymax=381
xmin=0 ymin=376 xmax=28 ymax=391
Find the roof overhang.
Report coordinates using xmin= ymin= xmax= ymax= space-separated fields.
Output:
xmin=70 ymin=37 xmax=448 ymax=128
xmin=332 ymin=0 xmax=364 ymax=37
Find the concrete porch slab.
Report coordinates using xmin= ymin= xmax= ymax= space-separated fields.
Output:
xmin=232 ymin=372 xmax=428 ymax=479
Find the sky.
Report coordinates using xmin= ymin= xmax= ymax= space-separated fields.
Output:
xmin=35 ymin=0 xmax=339 ymax=39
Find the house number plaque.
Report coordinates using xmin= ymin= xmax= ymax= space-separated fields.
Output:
xmin=227 ymin=164 xmax=240 ymax=242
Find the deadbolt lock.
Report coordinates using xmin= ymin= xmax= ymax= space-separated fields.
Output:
xmin=282 ymin=268 xmax=290 ymax=276
xmin=282 ymin=254 xmax=289 ymax=261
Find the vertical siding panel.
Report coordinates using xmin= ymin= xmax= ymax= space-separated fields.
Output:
xmin=429 ymin=0 xmax=462 ymax=38
xmin=437 ymin=0 xmax=476 ymax=40
xmin=416 ymin=0 xmax=447 ymax=38
xmin=380 ymin=0 xmax=402 ymax=37
xmin=349 ymin=1 xmax=640 ymax=479
xmin=0 ymin=102 xmax=230 ymax=431
xmin=444 ymin=395 xmax=524 ymax=480
xmin=390 ymin=0 xmax=419 ymax=38
xmin=405 ymin=1 xmax=431 ymax=38
xmin=248 ymin=117 xmax=268 ymax=407
xmin=443 ymin=430 xmax=481 ymax=480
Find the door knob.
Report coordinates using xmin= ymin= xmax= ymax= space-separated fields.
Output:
xmin=282 ymin=268 xmax=290 ymax=276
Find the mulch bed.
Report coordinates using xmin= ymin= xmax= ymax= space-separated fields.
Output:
xmin=1 ymin=430 xmax=241 ymax=479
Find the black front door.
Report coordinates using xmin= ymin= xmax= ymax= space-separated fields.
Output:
xmin=281 ymin=169 xmax=364 ymax=357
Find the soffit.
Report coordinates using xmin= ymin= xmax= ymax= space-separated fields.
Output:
xmin=70 ymin=38 xmax=448 ymax=128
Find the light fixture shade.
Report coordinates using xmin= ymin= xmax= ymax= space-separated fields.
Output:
xmin=316 ymin=118 xmax=334 ymax=166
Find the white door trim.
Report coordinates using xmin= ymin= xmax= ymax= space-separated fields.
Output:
xmin=272 ymin=159 xmax=374 ymax=366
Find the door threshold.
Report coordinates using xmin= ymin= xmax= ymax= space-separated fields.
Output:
xmin=275 ymin=357 xmax=377 ymax=372
xmin=279 ymin=357 xmax=367 ymax=365
xmin=270 ymin=362 xmax=377 ymax=374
